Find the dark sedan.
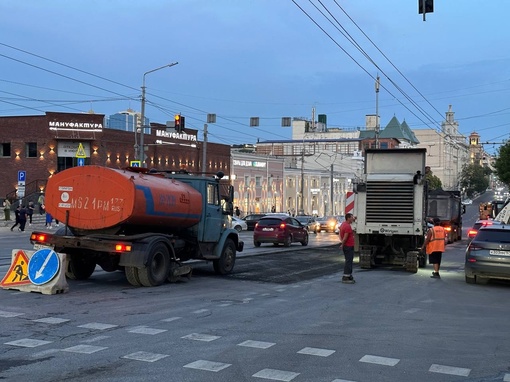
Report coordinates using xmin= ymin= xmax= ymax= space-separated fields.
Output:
xmin=465 ymin=224 xmax=510 ymax=284
xmin=243 ymin=214 xmax=266 ymax=231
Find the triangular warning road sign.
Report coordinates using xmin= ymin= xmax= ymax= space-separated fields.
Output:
xmin=1 ymin=250 xmax=31 ymax=287
xmin=76 ymin=143 xmax=87 ymax=158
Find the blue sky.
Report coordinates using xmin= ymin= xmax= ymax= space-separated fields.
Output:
xmin=1 ymin=1 xmax=509 ymax=155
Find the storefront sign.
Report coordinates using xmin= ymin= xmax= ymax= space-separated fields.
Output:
xmin=233 ymin=160 xmax=266 ymax=168
xmin=155 ymin=129 xmax=197 ymax=142
xmin=57 ymin=141 xmax=91 ymax=158
xmin=49 ymin=121 xmax=103 ymax=131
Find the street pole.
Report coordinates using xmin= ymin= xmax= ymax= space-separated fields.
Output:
xmin=375 ymin=75 xmax=380 ymax=149
xmin=139 ymin=62 xmax=178 ymax=167
xmin=202 ymin=123 xmax=208 ymax=176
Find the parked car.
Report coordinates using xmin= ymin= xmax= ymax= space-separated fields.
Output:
xmin=295 ymin=215 xmax=319 ymax=233
xmin=243 ymin=214 xmax=266 ymax=231
xmin=316 ymin=216 xmax=338 ymax=233
xmin=465 ymin=223 xmax=510 ymax=284
xmin=467 ymin=219 xmax=500 ymax=241
xmin=462 ymin=199 xmax=473 ymax=205
xmin=253 ymin=215 xmax=309 ymax=247
xmin=231 ymin=216 xmax=248 ymax=232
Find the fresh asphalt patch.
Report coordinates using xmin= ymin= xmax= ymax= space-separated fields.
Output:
xmin=192 ymin=245 xmax=343 ymax=284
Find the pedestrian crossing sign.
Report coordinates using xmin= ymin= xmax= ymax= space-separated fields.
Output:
xmin=1 ymin=250 xmax=31 ymax=287
xmin=130 ymin=160 xmax=141 ymax=167
xmin=75 ymin=143 xmax=87 ymax=159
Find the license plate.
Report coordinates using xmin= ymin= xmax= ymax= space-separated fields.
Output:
xmin=489 ymin=250 xmax=510 ymax=256
xmin=262 ymin=228 xmax=274 ymax=231
xmin=33 ymin=243 xmax=54 ymax=250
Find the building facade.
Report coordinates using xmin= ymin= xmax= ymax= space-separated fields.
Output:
xmin=0 ymin=112 xmax=231 ymax=202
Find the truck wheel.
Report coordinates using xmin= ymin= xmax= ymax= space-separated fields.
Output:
xmin=283 ymin=235 xmax=292 ymax=247
xmin=405 ymin=251 xmax=419 ymax=273
xmin=138 ymin=243 xmax=170 ymax=287
xmin=66 ymin=254 xmax=96 ymax=280
xmin=125 ymin=266 xmax=142 ymax=286
xmin=213 ymin=239 xmax=236 ymax=275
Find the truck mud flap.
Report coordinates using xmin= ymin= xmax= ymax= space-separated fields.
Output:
xmin=360 ymin=247 xmax=373 ymax=269
xmin=405 ymin=251 xmax=419 ymax=273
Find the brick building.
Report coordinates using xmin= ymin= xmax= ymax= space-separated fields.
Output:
xmin=0 ymin=111 xmax=231 ymax=203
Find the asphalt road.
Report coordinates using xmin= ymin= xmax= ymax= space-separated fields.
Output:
xmin=1 ymin=196 xmax=510 ymax=382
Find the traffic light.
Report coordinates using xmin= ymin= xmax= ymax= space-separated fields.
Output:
xmin=174 ymin=114 xmax=185 ymax=132
xmin=418 ymin=0 xmax=433 ymax=14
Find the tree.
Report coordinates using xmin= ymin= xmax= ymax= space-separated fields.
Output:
xmin=425 ymin=171 xmax=442 ymax=190
xmin=494 ymin=141 xmax=510 ymax=188
xmin=459 ymin=163 xmax=490 ymax=197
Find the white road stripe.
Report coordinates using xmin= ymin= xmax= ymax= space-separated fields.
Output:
xmin=127 ymin=327 xmax=167 ymax=335
xmin=78 ymin=322 xmax=118 ymax=330
xmin=122 ymin=351 xmax=169 ymax=362
xmin=429 ymin=364 xmax=471 ymax=377
xmin=238 ymin=340 xmax=276 ymax=349
xmin=504 ymin=373 xmax=510 ymax=382
xmin=297 ymin=347 xmax=335 ymax=357
xmin=0 ymin=310 xmax=24 ymax=318
xmin=182 ymin=333 xmax=220 ymax=342
xmin=359 ymin=355 xmax=400 ymax=366
xmin=61 ymin=345 xmax=107 ymax=354
xmin=5 ymin=338 xmax=52 ymax=347
xmin=32 ymin=317 xmax=70 ymax=324
xmin=184 ymin=360 xmax=231 ymax=372
xmin=252 ymin=368 xmax=300 ymax=381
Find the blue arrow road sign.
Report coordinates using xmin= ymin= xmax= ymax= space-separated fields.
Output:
xmin=18 ymin=170 xmax=26 ymax=183
xmin=28 ymin=248 xmax=60 ymax=286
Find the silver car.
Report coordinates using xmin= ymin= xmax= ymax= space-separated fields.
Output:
xmin=465 ymin=224 xmax=510 ymax=284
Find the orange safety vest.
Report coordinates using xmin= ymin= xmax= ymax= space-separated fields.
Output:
xmin=426 ymin=226 xmax=445 ymax=255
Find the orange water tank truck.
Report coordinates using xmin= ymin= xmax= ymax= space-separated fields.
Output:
xmin=30 ymin=166 xmax=243 ymax=287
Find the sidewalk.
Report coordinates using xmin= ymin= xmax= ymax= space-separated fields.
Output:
xmin=1 ymin=213 xmax=55 ymax=232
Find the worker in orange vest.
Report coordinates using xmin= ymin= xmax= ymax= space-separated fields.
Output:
xmin=422 ymin=217 xmax=446 ymax=278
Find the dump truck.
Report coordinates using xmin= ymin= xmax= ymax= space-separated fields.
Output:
xmin=427 ymin=189 xmax=463 ymax=244
xmin=30 ymin=166 xmax=244 ymax=287
xmin=353 ymin=148 xmax=427 ymax=273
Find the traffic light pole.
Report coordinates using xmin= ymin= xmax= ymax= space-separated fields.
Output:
xmin=139 ymin=62 xmax=178 ymax=167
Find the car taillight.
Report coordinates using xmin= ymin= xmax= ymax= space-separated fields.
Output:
xmin=30 ymin=233 xmax=48 ymax=242
xmin=444 ymin=226 xmax=452 ymax=232
xmin=482 ymin=221 xmax=493 ymax=227
xmin=468 ymin=244 xmax=483 ymax=251
xmin=467 ymin=230 xmax=477 ymax=238
xmin=279 ymin=223 xmax=286 ymax=229
xmin=255 ymin=222 xmax=259 ymax=229
xmin=115 ymin=244 xmax=132 ymax=252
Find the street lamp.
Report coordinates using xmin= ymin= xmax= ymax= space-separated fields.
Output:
xmin=138 ymin=62 xmax=178 ymax=166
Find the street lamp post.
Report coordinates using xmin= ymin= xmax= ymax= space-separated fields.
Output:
xmin=138 ymin=62 xmax=178 ymax=166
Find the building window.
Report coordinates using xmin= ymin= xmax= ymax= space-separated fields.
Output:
xmin=0 ymin=143 xmax=11 ymax=157
xmin=255 ymin=177 xmax=261 ymax=187
xmin=26 ymin=142 xmax=37 ymax=158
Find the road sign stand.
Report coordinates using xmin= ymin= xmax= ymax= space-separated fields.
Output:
xmin=1 ymin=249 xmax=68 ymax=295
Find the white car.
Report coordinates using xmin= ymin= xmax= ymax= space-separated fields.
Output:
xmin=231 ymin=216 xmax=248 ymax=232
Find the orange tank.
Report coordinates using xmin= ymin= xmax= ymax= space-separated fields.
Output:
xmin=44 ymin=166 xmax=203 ymax=231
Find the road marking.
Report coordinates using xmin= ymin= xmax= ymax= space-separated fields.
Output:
xmin=429 ymin=364 xmax=471 ymax=377
xmin=359 ymin=355 xmax=400 ymax=366
xmin=161 ymin=316 xmax=182 ymax=322
xmin=504 ymin=373 xmax=510 ymax=382
xmin=78 ymin=322 xmax=118 ymax=330
xmin=128 ymin=327 xmax=167 ymax=335
xmin=252 ymin=368 xmax=300 ymax=381
xmin=192 ymin=309 xmax=209 ymax=314
xmin=32 ymin=317 xmax=70 ymax=324
xmin=238 ymin=340 xmax=276 ymax=349
xmin=81 ymin=335 xmax=110 ymax=343
xmin=184 ymin=360 xmax=231 ymax=372
xmin=5 ymin=338 xmax=52 ymax=347
xmin=62 ymin=345 xmax=107 ymax=354
xmin=297 ymin=347 xmax=335 ymax=357
xmin=332 ymin=379 xmax=357 ymax=382
xmin=403 ymin=308 xmax=420 ymax=314
xmin=0 ymin=310 xmax=24 ymax=318
xmin=123 ymin=351 xmax=169 ymax=362
xmin=182 ymin=333 xmax=220 ymax=342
